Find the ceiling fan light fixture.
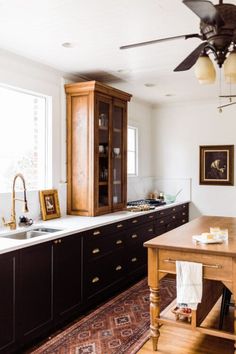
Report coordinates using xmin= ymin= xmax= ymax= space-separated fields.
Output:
xmin=194 ymin=54 xmax=216 ymax=84
xmin=224 ymin=50 xmax=236 ymax=83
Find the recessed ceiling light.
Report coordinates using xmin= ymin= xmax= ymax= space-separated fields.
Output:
xmin=62 ymin=42 xmax=75 ymax=48
xmin=165 ymin=93 xmax=174 ymax=97
xmin=144 ymin=83 xmax=156 ymax=87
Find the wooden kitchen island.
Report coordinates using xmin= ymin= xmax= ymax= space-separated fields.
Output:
xmin=144 ymin=216 xmax=236 ymax=353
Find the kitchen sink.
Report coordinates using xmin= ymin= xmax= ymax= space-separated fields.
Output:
xmin=1 ymin=227 xmax=62 ymax=240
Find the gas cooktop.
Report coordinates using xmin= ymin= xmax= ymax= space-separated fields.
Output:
xmin=127 ymin=199 xmax=166 ymax=208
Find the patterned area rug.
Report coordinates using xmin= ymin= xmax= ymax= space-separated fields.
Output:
xmin=30 ymin=276 xmax=176 ymax=354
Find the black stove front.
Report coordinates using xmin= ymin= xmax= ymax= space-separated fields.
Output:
xmin=127 ymin=199 xmax=166 ymax=207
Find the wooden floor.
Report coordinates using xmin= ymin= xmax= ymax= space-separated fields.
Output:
xmin=138 ymin=298 xmax=234 ymax=354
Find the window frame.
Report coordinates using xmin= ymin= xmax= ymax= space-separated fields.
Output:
xmin=127 ymin=125 xmax=138 ymax=177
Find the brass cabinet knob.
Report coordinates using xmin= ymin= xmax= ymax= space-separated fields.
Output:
xmin=172 ymin=216 xmax=176 ymax=219
xmin=182 ymin=212 xmax=186 ymax=216
xmin=93 ymin=230 xmax=101 ymax=236
xmin=116 ymin=239 xmax=123 ymax=245
xmin=160 ymin=212 xmax=165 ymax=215
xmin=148 ymin=228 xmax=153 ymax=232
xmin=54 ymin=240 xmax=58 ymax=244
xmin=149 ymin=215 xmax=154 ymax=219
xmin=132 ymin=219 xmax=138 ymax=224
xmin=182 ymin=219 xmax=186 ymax=223
xmin=92 ymin=277 xmax=99 ymax=283
xmin=116 ymin=224 xmax=123 ymax=228
xmin=58 ymin=239 xmax=62 ymax=243
xmin=92 ymin=248 xmax=100 ymax=254
xmin=183 ymin=205 xmax=186 ymax=208
xmin=131 ymin=234 xmax=138 ymax=239
xmin=116 ymin=265 xmax=122 ymax=271
xmin=131 ymin=257 xmax=137 ymax=262
xmin=172 ymin=208 xmax=176 ymax=211
xmin=160 ymin=220 xmax=164 ymax=224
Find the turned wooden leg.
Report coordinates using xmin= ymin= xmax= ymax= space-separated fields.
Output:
xmin=150 ymin=286 xmax=160 ymax=351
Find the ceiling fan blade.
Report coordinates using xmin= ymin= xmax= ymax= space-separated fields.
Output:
xmin=119 ymin=33 xmax=200 ymax=50
xmin=218 ymin=102 xmax=236 ymax=109
xmin=219 ymin=95 xmax=236 ymax=97
xmin=183 ymin=0 xmax=225 ymax=26
xmin=174 ymin=42 xmax=207 ymax=71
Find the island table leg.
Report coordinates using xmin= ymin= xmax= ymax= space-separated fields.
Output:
xmin=148 ymin=248 xmax=160 ymax=351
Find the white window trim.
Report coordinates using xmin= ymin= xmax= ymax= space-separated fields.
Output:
xmin=128 ymin=125 xmax=138 ymax=177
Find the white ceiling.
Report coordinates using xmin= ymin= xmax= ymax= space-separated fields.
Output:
xmin=0 ymin=0 xmax=235 ymax=105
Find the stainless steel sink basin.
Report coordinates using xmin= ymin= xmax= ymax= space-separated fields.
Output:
xmin=1 ymin=227 xmax=61 ymax=240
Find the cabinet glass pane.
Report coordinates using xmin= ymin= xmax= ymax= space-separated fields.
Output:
xmin=98 ymin=101 xmax=109 ymax=207
xmin=112 ymin=106 xmax=123 ymax=205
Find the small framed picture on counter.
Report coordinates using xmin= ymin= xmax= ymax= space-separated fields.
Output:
xmin=199 ymin=145 xmax=234 ymax=185
xmin=39 ymin=189 xmax=61 ymax=220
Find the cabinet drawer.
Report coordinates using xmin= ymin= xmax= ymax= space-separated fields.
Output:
xmin=125 ymin=222 xmax=155 ymax=244
xmin=125 ymin=250 xmax=146 ymax=272
xmin=85 ymin=252 xmax=125 ymax=296
xmin=85 ymin=220 xmax=129 ymax=239
xmin=84 ymin=233 xmax=125 ymax=261
xmin=158 ymin=249 xmax=232 ymax=282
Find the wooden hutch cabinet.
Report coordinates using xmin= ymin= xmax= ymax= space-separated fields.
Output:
xmin=65 ymin=81 xmax=132 ymax=216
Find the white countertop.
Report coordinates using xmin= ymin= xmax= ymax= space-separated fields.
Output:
xmin=0 ymin=201 xmax=189 ymax=255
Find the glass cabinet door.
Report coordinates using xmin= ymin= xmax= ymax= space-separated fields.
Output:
xmin=112 ymin=100 xmax=126 ymax=208
xmin=96 ymin=97 xmax=111 ymax=209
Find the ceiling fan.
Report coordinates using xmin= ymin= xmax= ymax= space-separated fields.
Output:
xmin=120 ymin=0 xmax=236 ymax=72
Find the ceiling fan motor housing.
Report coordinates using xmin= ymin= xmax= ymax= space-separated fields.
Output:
xmin=200 ymin=4 xmax=236 ymax=66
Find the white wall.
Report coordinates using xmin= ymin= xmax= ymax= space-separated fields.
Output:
xmin=127 ymin=99 xmax=155 ymax=201
xmin=152 ymin=100 xmax=236 ymax=219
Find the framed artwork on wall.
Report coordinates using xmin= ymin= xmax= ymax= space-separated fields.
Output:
xmin=199 ymin=145 xmax=234 ymax=185
xmin=39 ymin=189 xmax=61 ymax=220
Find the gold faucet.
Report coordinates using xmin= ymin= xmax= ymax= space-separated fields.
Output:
xmin=2 ymin=173 xmax=29 ymax=230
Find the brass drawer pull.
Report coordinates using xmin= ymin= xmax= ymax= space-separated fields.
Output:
xmin=92 ymin=277 xmax=100 ymax=283
xmin=148 ymin=215 xmax=154 ymax=219
xmin=131 ymin=257 xmax=137 ymax=262
xmin=132 ymin=219 xmax=138 ymax=223
xmin=172 ymin=216 xmax=176 ymax=219
xmin=54 ymin=239 xmax=61 ymax=244
xmin=116 ymin=224 xmax=123 ymax=228
xmin=160 ymin=220 xmax=164 ymax=224
xmin=92 ymin=248 xmax=100 ymax=254
xmin=116 ymin=239 xmax=123 ymax=245
xmin=148 ymin=228 xmax=153 ymax=232
xmin=116 ymin=265 xmax=122 ymax=271
xmin=131 ymin=234 xmax=138 ymax=239
xmin=93 ymin=230 xmax=101 ymax=236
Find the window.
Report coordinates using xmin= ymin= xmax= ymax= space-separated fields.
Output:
xmin=128 ymin=126 xmax=138 ymax=176
xmin=0 ymin=84 xmax=51 ymax=192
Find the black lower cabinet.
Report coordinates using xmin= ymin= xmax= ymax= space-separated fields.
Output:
xmin=0 ymin=252 xmax=18 ymax=354
xmin=0 ymin=202 xmax=189 ymax=353
xmin=18 ymin=243 xmax=53 ymax=345
xmin=53 ymin=234 xmax=82 ymax=323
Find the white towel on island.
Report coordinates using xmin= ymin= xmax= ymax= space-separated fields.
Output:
xmin=176 ymin=261 xmax=203 ymax=310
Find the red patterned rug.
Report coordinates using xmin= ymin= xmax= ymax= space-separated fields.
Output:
xmin=30 ymin=276 xmax=176 ymax=354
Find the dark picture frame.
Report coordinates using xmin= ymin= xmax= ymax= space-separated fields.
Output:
xmin=199 ymin=145 xmax=234 ymax=185
xmin=39 ymin=189 xmax=61 ymax=220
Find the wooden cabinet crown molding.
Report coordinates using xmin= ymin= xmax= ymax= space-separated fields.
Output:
xmin=65 ymin=80 xmax=132 ymax=102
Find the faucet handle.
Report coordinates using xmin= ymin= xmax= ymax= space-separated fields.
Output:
xmin=2 ymin=217 xmax=16 ymax=230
